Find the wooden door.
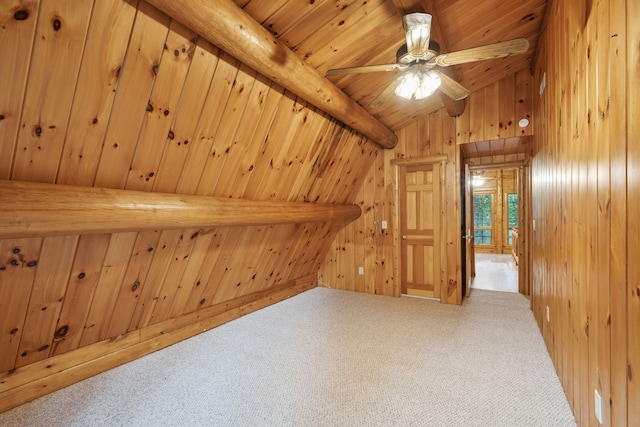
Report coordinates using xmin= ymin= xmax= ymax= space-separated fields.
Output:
xmin=399 ymin=163 xmax=443 ymax=299
xmin=464 ymin=163 xmax=474 ymax=297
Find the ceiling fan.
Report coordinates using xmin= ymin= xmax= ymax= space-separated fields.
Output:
xmin=325 ymin=13 xmax=530 ymax=108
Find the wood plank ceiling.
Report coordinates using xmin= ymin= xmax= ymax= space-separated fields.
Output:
xmin=234 ymin=0 xmax=548 ymax=131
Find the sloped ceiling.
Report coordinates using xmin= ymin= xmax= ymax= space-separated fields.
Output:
xmin=233 ymin=0 xmax=547 ymax=131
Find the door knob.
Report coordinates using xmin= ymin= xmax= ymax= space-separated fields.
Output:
xmin=402 ymin=235 xmax=407 ymax=240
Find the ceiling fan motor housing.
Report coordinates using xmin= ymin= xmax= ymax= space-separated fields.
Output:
xmin=396 ymin=41 xmax=440 ymax=64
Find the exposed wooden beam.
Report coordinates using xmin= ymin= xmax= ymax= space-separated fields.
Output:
xmin=391 ymin=0 xmax=467 ymax=117
xmin=0 ymin=181 xmax=361 ymax=239
xmin=143 ymin=0 xmax=397 ymax=149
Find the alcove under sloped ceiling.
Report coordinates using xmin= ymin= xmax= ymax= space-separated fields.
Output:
xmin=0 ymin=0 xmax=547 ymax=411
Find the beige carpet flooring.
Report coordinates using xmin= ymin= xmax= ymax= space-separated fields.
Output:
xmin=0 ymin=288 xmax=575 ymax=426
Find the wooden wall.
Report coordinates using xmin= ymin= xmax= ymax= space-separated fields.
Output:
xmin=530 ymin=0 xmax=636 ymax=425
xmin=0 ymin=0 xmax=379 ymax=411
xmin=319 ymin=69 xmax=533 ymax=304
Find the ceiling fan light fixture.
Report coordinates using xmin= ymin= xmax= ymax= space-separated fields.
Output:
xmin=403 ymin=13 xmax=432 ymax=59
xmin=395 ymin=71 xmax=441 ymax=100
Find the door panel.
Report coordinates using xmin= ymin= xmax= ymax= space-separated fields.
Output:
xmin=400 ymin=163 xmax=442 ymax=299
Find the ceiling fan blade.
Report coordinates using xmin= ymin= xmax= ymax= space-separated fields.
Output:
xmin=432 ymin=38 xmax=530 ymax=67
xmin=431 ymin=70 xmax=471 ymax=101
xmin=326 ymin=63 xmax=408 ymax=77
xmin=370 ymin=78 xmax=402 ymax=108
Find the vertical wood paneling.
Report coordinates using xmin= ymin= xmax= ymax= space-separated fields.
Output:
xmin=56 ymin=0 xmax=138 ymax=186
xmin=1 ymin=0 xmax=394 ymax=410
xmin=93 ymin=2 xmax=170 ymax=189
xmin=484 ymin=84 xmax=500 ymax=140
xmin=149 ymin=229 xmax=200 ymax=325
xmin=0 ymin=0 xmax=40 ymax=179
xmin=127 ymin=230 xmax=180 ymax=331
xmin=79 ymin=232 xmax=137 ymax=347
xmin=498 ymin=74 xmax=516 ymax=138
xmin=515 ymin=69 xmax=534 ymax=137
xmin=609 ymin=0 xmax=628 ymax=425
xmin=456 ymin=70 xmax=534 ymax=145
xmin=174 ymin=52 xmax=240 ymax=194
xmin=11 ymin=0 xmax=94 ymax=183
xmin=531 ymin=0 xmax=632 ymax=425
xmin=0 ymin=238 xmax=42 ymax=372
xmin=125 ymin=21 xmax=196 ymax=192
xmin=51 ymin=234 xmax=111 ymax=356
xmin=626 ymin=0 xmax=639 ymax=424
xmin=320 ymin=109 xmax=464 ymax=302
xmin=104 ymin=230 xmax=161 ymax=337
xmin=152 ymin=39 xmax=219 ymax=193
xmin=14 ymin=235 xmax=78 ymax=368
xmin=195 ymin=63 xmax=258 ymax=196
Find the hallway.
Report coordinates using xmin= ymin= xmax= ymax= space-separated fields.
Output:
xmin=471 ymin=253 xmax=518 ymax=293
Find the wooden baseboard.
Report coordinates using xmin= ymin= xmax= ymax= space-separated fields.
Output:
xmin=0 ymin=276 xmax=316 ymax=413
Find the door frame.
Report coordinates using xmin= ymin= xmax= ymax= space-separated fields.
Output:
xmin=465 ymin=160 xmax=531 ymax=296
xmin=391 ymin=155 xmax=448 ymax=302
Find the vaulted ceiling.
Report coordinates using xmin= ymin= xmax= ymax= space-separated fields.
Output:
xmin=233 ymin=0 xmax=548 ymax=131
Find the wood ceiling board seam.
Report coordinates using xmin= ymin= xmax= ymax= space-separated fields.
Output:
xmin=239 ymin=93 xmax=306 ymax=201
xmin=237 ymin=0 xmax=287 ymax=25
xmin=228 ymin=83 xmax=287 ymax=200
xmin=259 ymin=0 xmax=324 ymax=41
xmin=306 ymin=1 xmax=399 ymax=70
xmin=194 ymin=63 xmax=259 ymax=197
xmin=50 ymin=233 xmax=112 ymax=357
xmin=166 ymin=231 xmax=218 ymax=318
xmin=281 ymin=0 xmax=361 ymax=49
xmin=443 ymin=1 xmax=547 ymax=50
xmin=183 ymin=228 xmax=233 ymax=314
xmin=92 ymin=2 xmax=171 ymax=189
xmin=213 ymin=74 xmax=277 ymax=199
xmin=148 ymin=228 xmax=203 ymax=326
xmin=103 ymin=230 xmax=163 ymax=338
xmin=13 ymin=235 xmax=80 ymax=368
xmin=145 ymin=0 xmax=397 ymax=148
xmin=11 ymin=0 xmax=95 ymax=184
xmin=294 ymin=0 xmax=394 ymax=68
xmin=0 ymin=0 xmax=41 ymax=179
xmin=78 ymin=231 xmax=138 ymax=347
xmin=151 ymin=39 xmax=221 ymax=194
xmin=56 ymin=0 xmax=138 ymax=187
xmin=129 ymin=229 xmax=181 ymax=330
xmin=173 ymin=52 xmax=242 ymax=195
xmin=125 ymin=20 xmax=198 ymax=193
xmin=0 ymin=237 xmax=43 ymax=373
xmin=285 ymin=113 xmax=338 ymax=202
xmin=280 ymin=111 xmax=335 ymax=202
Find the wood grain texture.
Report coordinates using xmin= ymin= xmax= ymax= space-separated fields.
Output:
xmin=146 ymin=0 xmax=397 ymax=148
xmin=0 ymin=0 xmax=40 ymax=179
xmin=0 ymin=276 xmax=315 ymax=413
xmin=320 ymin=110 xmax=461 ymax=303
xmin=10 ymin=0 xmax=94 ymax=183
xmin=0 ymin=180 xmax=362 ymax=239
xmin=530 ymin=0 xmax=632 ymax=425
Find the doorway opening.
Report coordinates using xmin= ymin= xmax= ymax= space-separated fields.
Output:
xmin=462 ymin=162 xmax=531 ymax=298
